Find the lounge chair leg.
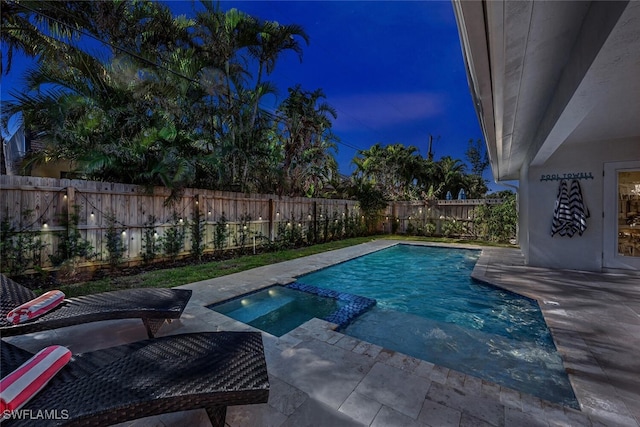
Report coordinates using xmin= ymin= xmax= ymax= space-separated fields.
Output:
xmin=206 ymin=406 xmax=227 ymax=427
xmin=142 ymin=318 xmax=166 ymax=338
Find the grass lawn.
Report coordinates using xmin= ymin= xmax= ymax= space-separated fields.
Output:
xmin=55 ymin=235 xmax=514 ymax=297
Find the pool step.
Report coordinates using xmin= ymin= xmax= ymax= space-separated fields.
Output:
xmin=287 ymin=282 xmax=376 ymax=328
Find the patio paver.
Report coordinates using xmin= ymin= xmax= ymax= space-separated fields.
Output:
xmin=4 ymin=240 xmax=639 ymax=426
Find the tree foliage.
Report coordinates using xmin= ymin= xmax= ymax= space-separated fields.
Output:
xmin=2 ymin=0 xmax=493 ymax=206
xmin=351 ymin=143 xmax=487 ymax=202
xmin=1 ymin=0 xmax=337 ymax=199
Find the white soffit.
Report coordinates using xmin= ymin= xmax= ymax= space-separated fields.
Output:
xmin=530 ymin=1 xmax=639 ymax=166
xmin=562 ymin=1 xmax=640 ymax=147
xmin=456 ymin=1 xmax=638 ymax=180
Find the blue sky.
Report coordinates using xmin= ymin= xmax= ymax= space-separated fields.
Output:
xmin=213 ymin=1 xmax=484 ymax=175
xmin=1 ymin=1 xmax=488 ymax=183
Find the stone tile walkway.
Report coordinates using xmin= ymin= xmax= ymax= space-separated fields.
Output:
xmin=5 ymin=240 xmax=639 ymax=426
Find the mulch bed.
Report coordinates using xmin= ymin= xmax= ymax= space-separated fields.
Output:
xmin=12 ymin=246 xmax=285 ymax=291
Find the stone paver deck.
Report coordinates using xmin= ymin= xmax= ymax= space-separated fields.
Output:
xmin=5 ymin=240 xmax=639 ymax=426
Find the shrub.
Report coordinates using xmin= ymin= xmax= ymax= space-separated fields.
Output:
xmin=191 ymin=208 xmax=206 ymax=260
xmin=235 ymin=213 xmax=252 ymax=254
xmin=423 ymin=221 xmax=437 ymax=236
xmin=104 ymin=212 xmax=127 ymax=268
xmin=0 ymin=209 xmax=48 ymax=275
xmin=473 ymin=192 xmax=517 ymax=242
xmin=50 ymin=205 xmax=94 ymax=266
xmin=213 ymin=213 xmax=229 ymax=253
xmin=141 ymin=215 xmax=161 ymax=264
xmin=161 ymin=211 xmax=186 ymax=261
xmin=441 ymin=219 xmax=463 ymax=237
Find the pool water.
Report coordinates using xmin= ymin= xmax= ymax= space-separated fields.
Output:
xmin=209 ymin=286 xmax=341 ymax=337
xmin=299 ymin=244 xmax=578 ymax=407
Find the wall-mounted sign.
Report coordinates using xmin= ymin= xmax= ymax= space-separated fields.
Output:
xmin=540 ymin=172 xmax=594 ymax=182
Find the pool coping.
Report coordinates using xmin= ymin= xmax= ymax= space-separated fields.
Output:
xmin=183 ymin=239 xmax=639 ymax=426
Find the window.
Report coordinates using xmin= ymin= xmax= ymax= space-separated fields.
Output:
xmin=618 ymin=171 xmax=640 ymax=257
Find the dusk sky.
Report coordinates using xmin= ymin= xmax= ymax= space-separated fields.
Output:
xmin=1 ymin=1 xmax=491 ymax=185
xmin=213 ymin=1 xmax=485 ymax=176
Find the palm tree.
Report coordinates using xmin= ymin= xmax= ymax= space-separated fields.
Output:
xmin=352 ymin=143 xmax=423 ymax=200
xmin=247 ymin=19 xmax=309 ymax=129
xmin=4 ymin=0 xmax=330 ymax=199
xmin=2 ymin=1 xmax=211 ymax=196
xmin=1 ymin=0 xmax=90 ymax=74
xmin=276 ymin=85 xmax=338 ymax=196
xmin=435 ymin=156 xmax=466 ymax=198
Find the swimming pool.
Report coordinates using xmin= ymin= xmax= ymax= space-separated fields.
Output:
xmin=298 ymin=244 xmax=578 ymax=407
xmin=208 ymin=244 xmax=577 ymax=406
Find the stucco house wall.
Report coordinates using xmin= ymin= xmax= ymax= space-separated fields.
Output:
xmin=523 ymin=137 xmax=638 ymax=271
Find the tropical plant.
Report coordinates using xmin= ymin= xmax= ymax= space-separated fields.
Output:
xmin=276 ymin=85 xmax=339 ymax=196
xmin=2 ymin=1 xmax=326 ymax=198
xmin=352 ymin=143 xmax=425 ymax=201
xmin=435 ymin=156 xmax=466 ymax=199
xmin=350 ymin=179 xmax=388 ymax=234
xmin=473 ymin=191 xmax=517 ymax=242
xmin=1 ymin=0 xmax=89 ymax=74
xmin=464 ymin=139 xmax=490 ymax=198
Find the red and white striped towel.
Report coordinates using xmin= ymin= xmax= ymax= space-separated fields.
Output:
xmin=0 ymin=345 xmax=72 ymax=412
xmin=6 ymin=290 xmax=65 ymax=324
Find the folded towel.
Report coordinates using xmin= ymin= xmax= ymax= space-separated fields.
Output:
xmin=6 ymin=290 xmax=66 ymax=324
xmin=0 ymin=345 xmax=72 ymax=412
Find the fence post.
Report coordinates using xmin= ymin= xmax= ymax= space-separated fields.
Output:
xmin=392 ymin=202 xmax=397 ymax=234
xmin=268 ymin=198 xmax=274 ymax=241
xmin=66 ymin=186 xmax=75 ymax=240
xmin=313 ymin=200 xmax=318 ymax=243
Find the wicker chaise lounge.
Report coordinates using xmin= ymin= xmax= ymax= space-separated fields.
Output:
xmin=1 ymin=274 xmax=192 ymax=338
xmin=1 ymin=331 xmax=270 ymax=426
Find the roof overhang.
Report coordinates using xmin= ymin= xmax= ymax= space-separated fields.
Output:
xmin=453 ymin=0 xmax=640 ymax=182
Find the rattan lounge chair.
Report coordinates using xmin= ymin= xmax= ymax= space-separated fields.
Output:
xmin=1 ymin=274 xmax=192 ymax=338
xmin=1 ymin=331 xmax=269 ymax=426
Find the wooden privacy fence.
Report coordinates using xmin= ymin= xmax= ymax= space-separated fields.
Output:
xmin=0 ymin=175 xmax=503 ymax=271
xmin=384 ymin=199 xmax=504 ymax=235
xmin=0 ymin=175 xmax=362 ymax=270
